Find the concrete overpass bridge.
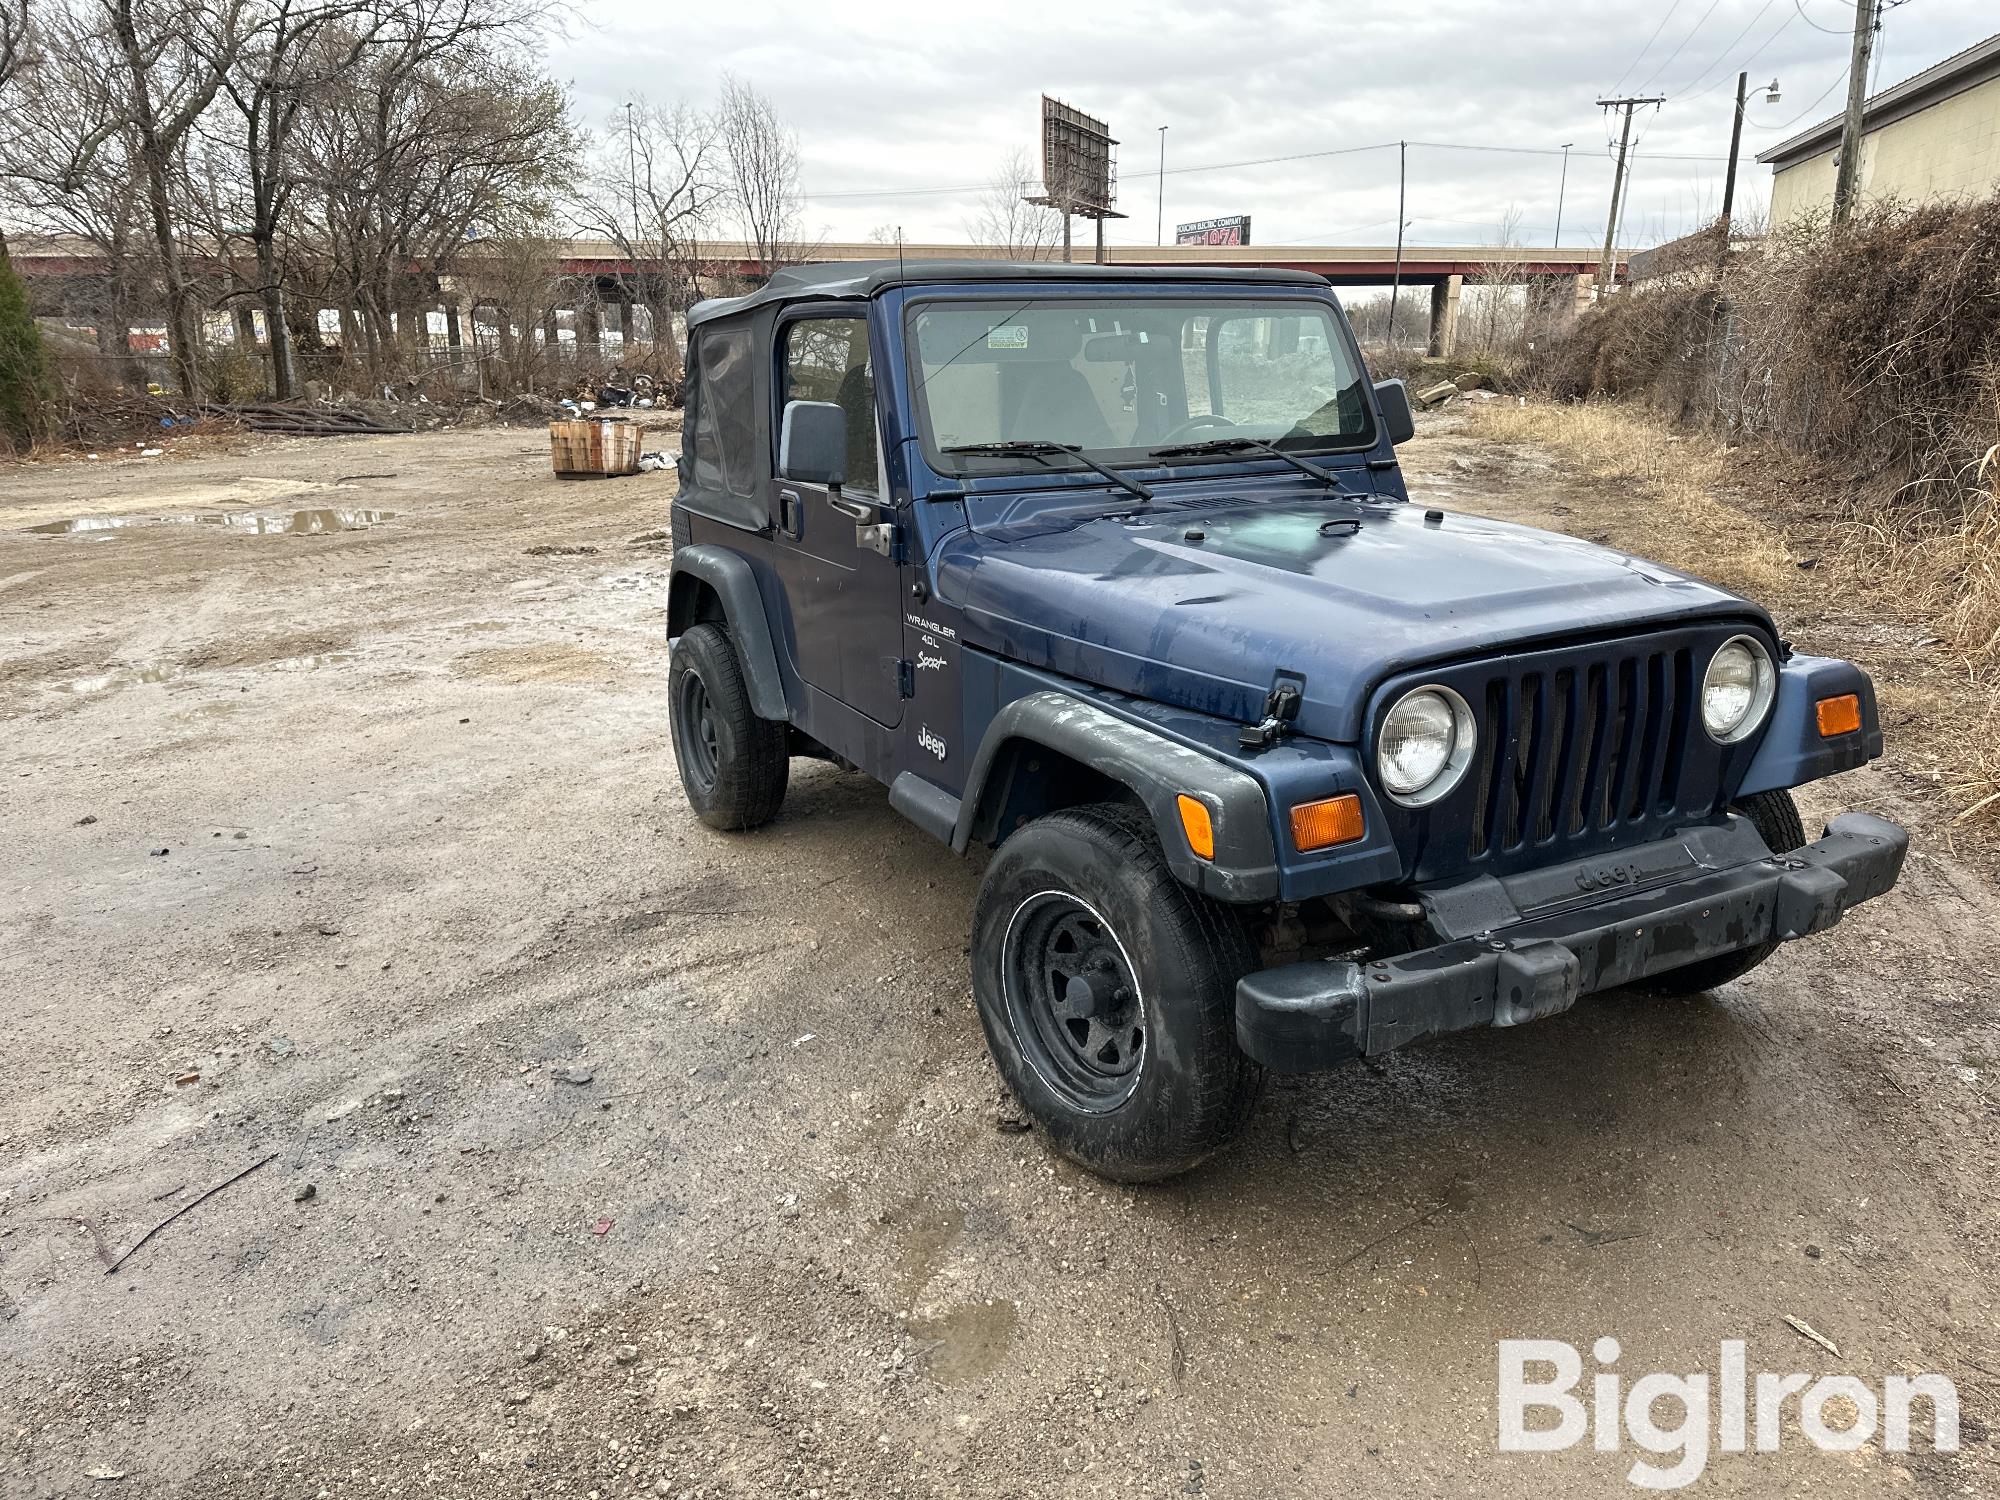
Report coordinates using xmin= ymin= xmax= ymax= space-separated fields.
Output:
xmin=15 ymin=235 xmax=1621 ymax=362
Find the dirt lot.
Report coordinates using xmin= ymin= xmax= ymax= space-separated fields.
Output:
xmin=2 ymin=416 xmax=1996 ymax=1498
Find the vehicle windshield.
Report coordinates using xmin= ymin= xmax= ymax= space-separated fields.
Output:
xmin=910 ymin=296 xmax=1371 ymax=475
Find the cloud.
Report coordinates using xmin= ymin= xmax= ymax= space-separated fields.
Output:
xmin=547 ymin=0 xmax=1995 ymax=251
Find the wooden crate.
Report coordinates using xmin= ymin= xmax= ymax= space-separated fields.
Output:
xmin=549 ymin=419 xmax=641 ymax=479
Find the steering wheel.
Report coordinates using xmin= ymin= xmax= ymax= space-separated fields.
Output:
xmin=1159 ymin=413 xmax=1239 ymax=444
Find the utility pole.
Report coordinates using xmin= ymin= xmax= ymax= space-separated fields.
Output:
xmin=1595 ymin=95 xmax=1662 ymax=293
xmin=1386 ymin=139 xmax=1407 ymax=347
xmin=1714 ymin=71 xmax=1750 ymax=276
xmin=1831 ymin=0 xmax=1881 ymax=227
xmin=1553 ymin=143 xmax=1572 ymax=248
xmin=1156 ymin=125 xmax=1168 ymax=245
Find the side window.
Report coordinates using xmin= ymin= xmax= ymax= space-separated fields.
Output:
xmin=685 ymin=332 xmax=722 ymax=492
xmin=701 ymin=325 xmax=759 ymax=499
xmin=781 ymin=317 xmax=879 ymax=496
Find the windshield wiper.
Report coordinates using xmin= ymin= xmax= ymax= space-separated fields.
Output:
xmin=1149 ymin=436 xmax=1362 ymax=496
xmin=942 ymin=440 xmax=1154 ymax=503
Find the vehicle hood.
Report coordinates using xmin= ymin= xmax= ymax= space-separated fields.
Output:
xmin=932 ymin=493 xmax=1767 ymax=743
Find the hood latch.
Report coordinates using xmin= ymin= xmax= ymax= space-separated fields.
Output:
xmin=1239 ymin=674 xmax=1305 ymax=749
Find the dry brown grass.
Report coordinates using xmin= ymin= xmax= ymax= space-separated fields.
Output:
xmin=1469 ymin=400 xmax=1798 ymax=599
xmin=1469 ymin=398 xmax=2000 ymax=835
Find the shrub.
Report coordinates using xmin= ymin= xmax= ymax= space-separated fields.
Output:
xmin=0 ymin=242 xmax=52 ymax=454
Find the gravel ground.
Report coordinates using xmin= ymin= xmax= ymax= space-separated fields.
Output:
xmin=1 ymin=417 xmax=1994 ymax=1498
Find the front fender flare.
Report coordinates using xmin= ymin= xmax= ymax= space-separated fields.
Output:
xmin=954 ymin=691 xmax=1280 ymax=902
xmin=669 ymin=544 xmax=788 ymax=722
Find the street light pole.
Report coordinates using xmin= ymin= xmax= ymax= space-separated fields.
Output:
xmin=1156 ymin=126 xmax=1168 ymax=246
xmin=624 ymin=101 xmax=639 ymax=247
xmin=1387 ymin=140 xmax=1407 ymax=347
xmin=1553 ymin=143 xmax=1573 ymax=248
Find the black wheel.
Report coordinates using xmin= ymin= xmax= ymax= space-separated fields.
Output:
xmin=970 ymin=802 xmax=1263 ymax=1182
xmin=1632 ymin=788 xmax=1807 ymax=996
xmin=668 ymin=622 xmax=788 ymax=831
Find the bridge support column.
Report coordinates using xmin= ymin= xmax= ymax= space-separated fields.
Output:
xmin=444 ymin=299 xmax=463 ymax=351
xmin=1427 ymin=275 xmax=1462 ymax=358
xmin=577 ymin=299 xmax=601 ymax=361
xmin=1574 ymin=273 xmax=1595 ymax=317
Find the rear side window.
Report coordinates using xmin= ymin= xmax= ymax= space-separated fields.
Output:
xmin=686 ymin=331 xmax=722 ymax=493
xmin=692 ymin=325 xmax=757 ymax=498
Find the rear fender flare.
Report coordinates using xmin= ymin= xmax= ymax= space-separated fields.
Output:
xmin=669 ymin=544 xmax=788 ymax=722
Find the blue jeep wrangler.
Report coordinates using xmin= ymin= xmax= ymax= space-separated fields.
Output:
xmin=666 ymin=261 xmax=1905 ymax=1181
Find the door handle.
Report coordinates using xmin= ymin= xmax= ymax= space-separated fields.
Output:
xmin=778 ymin=488 xmax=802 ymax=537
xmin=827 ymin=493 xmax=874 ymax=520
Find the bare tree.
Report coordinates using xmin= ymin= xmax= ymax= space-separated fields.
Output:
xmin=209 ymin=0 xmax=384 ymax=396
xmin=964 ymin=148 xmax=1061 ymax=261
xmin=717 ymin=74 xmax=799 ymax=274
xmin=0 ymin=2 xmax=153 ymax=379
xmin=0 ymin=0 xmax=31 ymax=98
xmin=99 ymin=0 xmax=254 ymax=399
xmin=570 ymin=96 xmax=721 ymax=375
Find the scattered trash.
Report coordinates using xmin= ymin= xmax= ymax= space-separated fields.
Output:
xmin=792 ymin=1033 xmax=816 ymax=1047
xmin=85 ymin=1466 xmax=127 ymax=1482
xmin=1782 ymin=1315 xmax=1841 ymax=1358
xmin=996 ymin=1113 xmax=1033 ymax=1135
xmin=139 ymin=448 xmax=163 ymax=458
xmin=553 ymin=1066 xmax=594 ymax=1086
xmin=104 ymin=1152 xmax=277 ymax=1274
xmin=637 ymin=451 xmax=670 ymax=473
xmin=293 ymin=1182 xmax=316 ymax=1204
xmin=173 ymin=1071 xmax=200 ymax=1087
xmin=590 ymin=1217 xmax=613 ymax=1237
xmin=149 ymin=848 xmax=169 ymax=857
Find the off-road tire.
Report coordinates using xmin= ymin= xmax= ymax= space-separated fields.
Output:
xmin=971 ymin=802 xmax=1264 ymax=1182
xmin=668 ymin=623 xmax=788 ymax=831
xmin=1631 ymin=788 xmax=1807 ymax=996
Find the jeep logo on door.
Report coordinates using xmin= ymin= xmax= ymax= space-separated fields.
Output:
xmin=918 ymin=726 xmax=947 ymax=761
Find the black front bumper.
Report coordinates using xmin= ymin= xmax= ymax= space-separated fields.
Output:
xmin=1236 ymin=812 xmax=1907 ymax=1071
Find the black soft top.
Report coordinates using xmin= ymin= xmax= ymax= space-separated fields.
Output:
xmin=685 ymin=259 xmax=1330 ymax=329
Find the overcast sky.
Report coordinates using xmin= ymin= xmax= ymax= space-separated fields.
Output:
xmin=547 ymin=0 xmax=1995 ymax=253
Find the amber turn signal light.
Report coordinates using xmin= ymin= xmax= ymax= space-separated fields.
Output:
xmin=1176 ymin=794 xmax=1216 ymax=860
xmin=1816 ymin=693 xmax=1862 ymax=738
xmin=1291 ymin=793 xmax=1366 ymax=852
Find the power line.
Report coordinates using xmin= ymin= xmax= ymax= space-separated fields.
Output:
xmin=1791 ymin=0 xmax=1848 ymax=35
xmin=1637 ymin=0 xmax=1726 ymax=91
xmin=1669 ymin=0 xmax=1779 ymax=98
xmin=800 ymin=137 xmax=1736 ymax=207
xmin=1610 ymin=0 xmax=1687 ymax=93
xmin=1672 ymin=2 xmax=1799 ymax=101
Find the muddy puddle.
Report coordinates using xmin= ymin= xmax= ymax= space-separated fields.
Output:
xmin=28 ymin=508 xmax=395 ymax=537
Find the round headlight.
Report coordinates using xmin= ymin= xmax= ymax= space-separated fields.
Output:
xmin=1702 ymin=636 xmax=1776 ymax=742
xmin=1378 ymin=686 xmax=1476 ymax=805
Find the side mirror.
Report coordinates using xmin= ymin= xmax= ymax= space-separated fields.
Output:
xmin=778 ymin=399 xmax=847 ymax=486
xmin=1373 ymin=379 xmax=1416 ymax=447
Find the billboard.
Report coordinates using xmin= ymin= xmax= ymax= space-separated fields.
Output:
xmin=1176 ymin=216 xmax=1252 ymax=247
xmin=1039 ymin=96 xmax=1117 ymax=214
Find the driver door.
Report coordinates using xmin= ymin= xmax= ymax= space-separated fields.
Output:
xmin=770 ymin=312 xmax=905 ymax=728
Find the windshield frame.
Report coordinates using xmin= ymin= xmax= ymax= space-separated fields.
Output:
xmin=901 ymin=287 xmax=1377 ymax=484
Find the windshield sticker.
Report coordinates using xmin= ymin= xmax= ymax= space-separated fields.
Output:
xmin=987 ymin=325 xmax=1029 ymax=350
